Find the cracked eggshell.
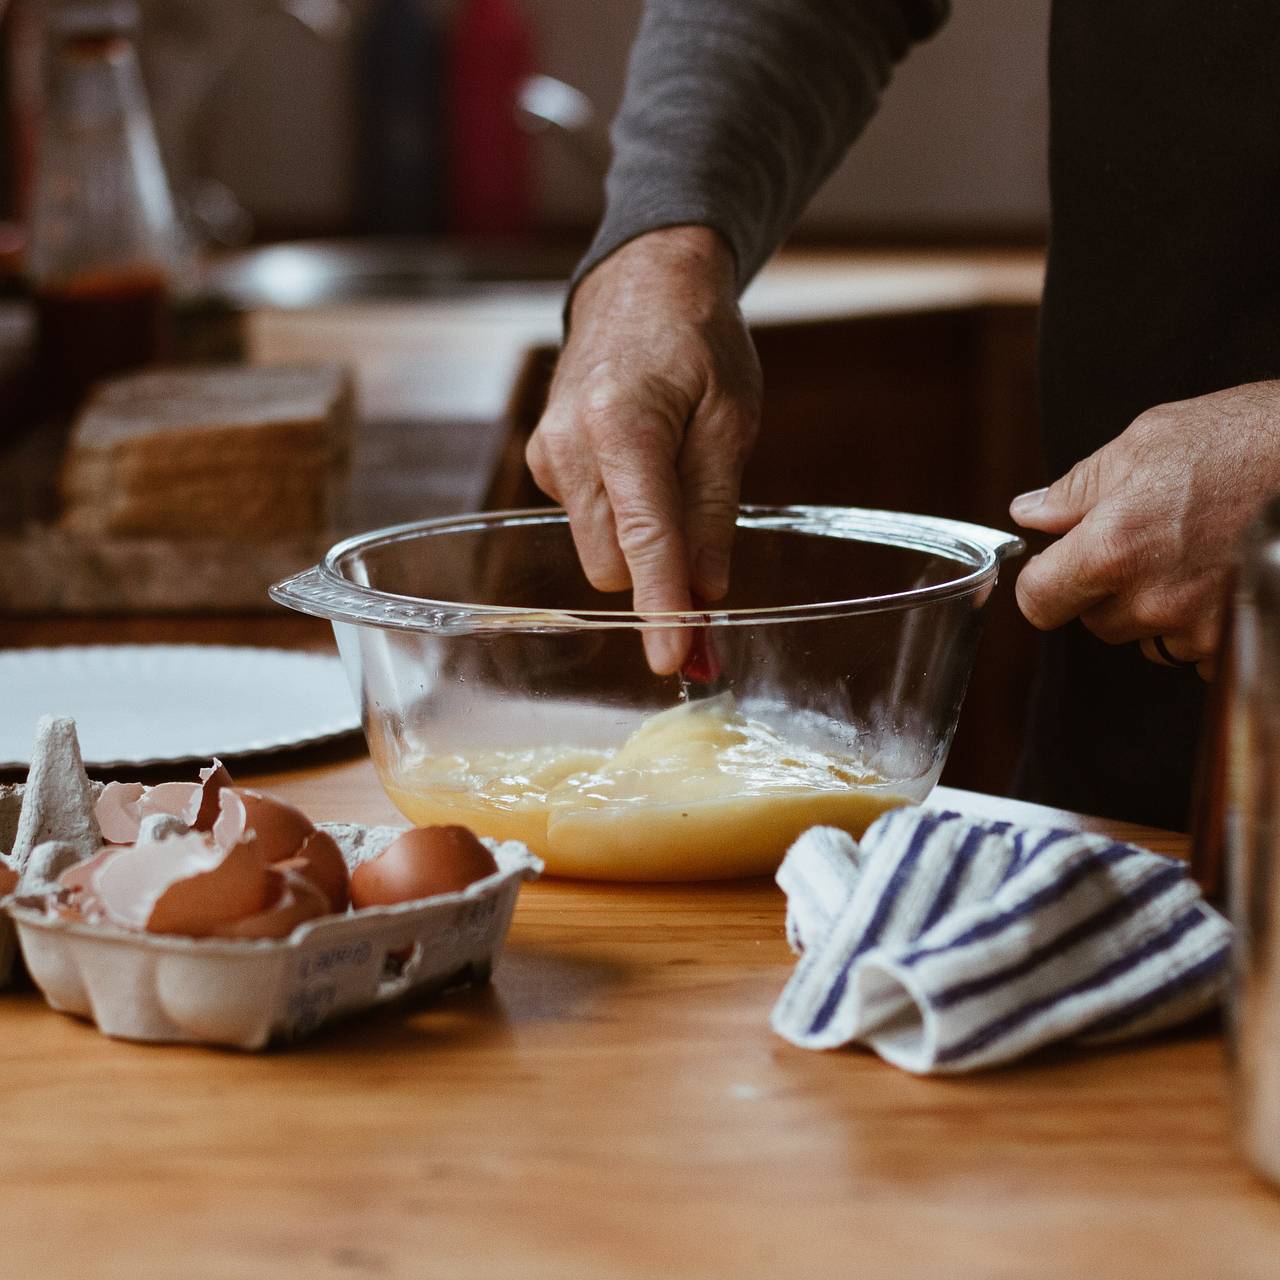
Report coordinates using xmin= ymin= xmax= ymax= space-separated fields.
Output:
xmin=96 ymin=782 xmax=147 ymax=843
xmin=137 ymin=812 xmax=190 ymax=843
xmin=92 ymin=832 xmax=272 ymax=937
xmin=190 ymin=761 xmax=233 ymax=829
xmin=213 ymin=788 xmax=349 ymax=910
xmin=211 ymin=868 xmax=329 ymax=940
xmin=22 ymin=841 xmax=97 ymax=897
xmin=96 ymin=760 xmax=232 ymax=844
xmin=97 ymin=779 xmax=203 ymax=843
xmin=214 ymin=788 xmax=313 ymax=861
xmin=278 ymin=828 xmax=349 ymax=912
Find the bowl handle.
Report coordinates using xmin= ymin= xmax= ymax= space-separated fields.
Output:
xmin=981 ymin=530 xmax=1027 ymax=563
xmin=927 ymin=518 xmax=1026 ymax=564
xmin=269 ymin=565 xmax=359 ymax=621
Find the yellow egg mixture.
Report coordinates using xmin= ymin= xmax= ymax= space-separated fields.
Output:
xmin=380 ymin=694 xmax=915 ymax=880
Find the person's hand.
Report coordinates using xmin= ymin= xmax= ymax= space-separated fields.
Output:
xmin=525 ymin=225 xmax=762 ymax=673
xmin=1010 ymin=380 xmax=1280 ymax=679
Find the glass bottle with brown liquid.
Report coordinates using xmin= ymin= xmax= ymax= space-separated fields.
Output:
xmin=26 ymin=0 xmax=186 ymax=415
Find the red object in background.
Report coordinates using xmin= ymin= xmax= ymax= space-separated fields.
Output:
xmin=447 ymin=0 xmax=534 ymax=238
xmin=1 ymin=0 xmax=42 ymax=273
xmin=35 ymin=268 xmax=172 ymax=414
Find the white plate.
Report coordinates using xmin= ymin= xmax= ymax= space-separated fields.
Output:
xmin=0 ymin=645 xmax=361 ymax=768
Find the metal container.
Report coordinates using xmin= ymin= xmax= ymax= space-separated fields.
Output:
xmin=1223 ymin=496 xmax=1280 ymax=1186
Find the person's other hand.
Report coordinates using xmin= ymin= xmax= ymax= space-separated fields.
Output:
xmin=526 ymin=225 xmax=762 ymax=673
xmin=1010 ymin=380 xmax=1280 ymax=679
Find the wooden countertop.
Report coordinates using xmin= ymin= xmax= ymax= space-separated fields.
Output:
xmin=1 ymin=616 xmax=1278 ymax=1277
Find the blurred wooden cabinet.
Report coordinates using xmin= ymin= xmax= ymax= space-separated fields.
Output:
xmin=743 ymin=305 xmax=1045 ymax=795
xmin=489 ymin=302 xmax=1045 ymax=796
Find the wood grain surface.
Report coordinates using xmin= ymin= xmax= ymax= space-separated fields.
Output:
xmin=1 ymin=617 xmax=1278 ymax=1278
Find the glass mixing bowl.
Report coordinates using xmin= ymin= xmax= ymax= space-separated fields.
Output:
xmin=271 ymin=506 xmax=1023 ymax=881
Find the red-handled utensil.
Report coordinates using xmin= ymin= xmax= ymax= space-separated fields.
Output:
xmin=679 ymin=594 xmax=727 ymax=699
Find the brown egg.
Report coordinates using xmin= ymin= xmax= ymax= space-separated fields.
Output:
xmin=350 ymin=826 xmax=498 ymax=909
xmin=212 ymin=868 xmax=329 ymax=939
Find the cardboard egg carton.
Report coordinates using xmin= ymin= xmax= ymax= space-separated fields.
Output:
xmin=0 ymin=716 xmax=106 ymax=989
xmin=0 ymin=717 xmax=542 ymax=1049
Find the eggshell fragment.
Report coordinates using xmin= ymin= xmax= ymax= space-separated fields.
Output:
xmin=277 ymin=828 xmax=350 ymax=912
xmin=58 ymin=846 xmax=117 ymax=897
xmin=96 ymin=761 xmax=232 ymax=845
xmin=141 ymin=781 xmax=201 ymax=821
xmin=97 ymin=780 xmax=202 ymax=843
xmin=0 ymin=857 xmax=17 ymax=896
xmin=92 ymin=832 xmax=271 ymax=937
xmin=212 ymin=869 xmax=329 ymax=940
xmin=350 ymin=825 xmax=498 ymax=908
xmin=213 ymin=789 xmax=312 ymax=861
xmin=190 ymin=760 xmax=233 ymax=830
xmin=53 ymin=846 xmax=122 ymax=924
xmin=96 ymin=782 xmax=147 ymax=843
xmin=137 ymin=812 xmax=189 ymax=843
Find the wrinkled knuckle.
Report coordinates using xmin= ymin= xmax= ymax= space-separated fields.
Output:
xmin=1059 ymin=460 xmax=1099 ymax=511
xmin=579 ymin=375 xmax=634 ymax=425
xmin=1090 ymin=520 xmax=1139 ymax=586
xmin=725 ymin=354 xmax=763 ymax=413
xmin=699 ymin=399 xmax=760 ymax=468
xmin=614 ymin=507 xmax=671 ymax=563
xmin=1127 ymin=594 xmax=1174 ymax=635
xmin=525 ymin=428 xmax=553 ymax=477
xmin=524 ymin=437 xmax=576 ymax=491
xmin=686 ymin=484 xmax=740 ymax=530
xmin=533 ymin=404 xmax=575 ymax=444
xmin=1132 ymin=404 xmax=1173 ymax=436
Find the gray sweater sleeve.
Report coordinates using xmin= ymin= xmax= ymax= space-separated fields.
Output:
xmin=574 ymin=0 xmax=950 ymax=293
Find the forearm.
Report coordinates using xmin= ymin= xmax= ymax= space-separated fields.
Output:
xmin=576 ymin=0 xmax=949 ymax=293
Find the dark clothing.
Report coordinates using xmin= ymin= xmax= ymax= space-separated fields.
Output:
xmin=577 ymin=0 xmax=1280 ymax=829
xmin=577 ymin=0 xmax=950 ymax=289
xmin=1022 ymin=2 xmax=1280 ymax=829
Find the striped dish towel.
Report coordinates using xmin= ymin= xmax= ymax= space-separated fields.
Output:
xmin=770 ymin=808 xmax=1231 ymax=1073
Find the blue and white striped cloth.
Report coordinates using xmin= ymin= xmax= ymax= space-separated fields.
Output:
xmin=770 ymin=808 xmax=1232 ymax=1073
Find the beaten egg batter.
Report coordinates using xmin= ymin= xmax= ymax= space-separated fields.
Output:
xmin=380 ymin=695 xmax=915 ymax=881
